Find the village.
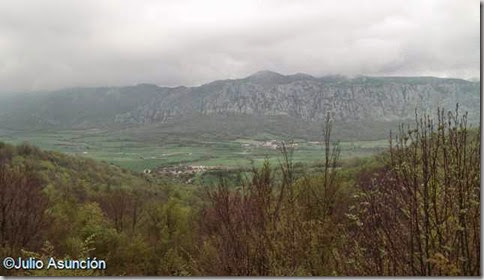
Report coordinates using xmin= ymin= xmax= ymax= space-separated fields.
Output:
xmin=139 ymin=140 xmax=304 ymax=178
xmin=147 ymin=164 xmax=219 ymax=177
xmin=241 ymin=140 xmax=299 ymax=150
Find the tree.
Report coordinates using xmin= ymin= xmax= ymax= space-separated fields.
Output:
xmin=347 ymin=106 xmax=480 ymax=276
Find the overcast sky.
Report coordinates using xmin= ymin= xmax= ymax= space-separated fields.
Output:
xmin=0 ymin=0 xmax=480 ymax=92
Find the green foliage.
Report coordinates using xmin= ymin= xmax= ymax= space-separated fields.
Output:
xmin=344 ymin=107 xmax=480 ymax=276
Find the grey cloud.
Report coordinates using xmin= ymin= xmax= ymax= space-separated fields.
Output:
xmin=0 ymin=0 xmax=480 ymax=92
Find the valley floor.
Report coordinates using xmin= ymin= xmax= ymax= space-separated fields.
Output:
xmin=0 ymin=128 xmax=387 ymax=172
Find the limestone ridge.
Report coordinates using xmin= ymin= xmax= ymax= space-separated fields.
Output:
xmin=113 ymin=73 xmax=479 ymax=125
xmin=0 ymin=72 xmax=479 ymax=133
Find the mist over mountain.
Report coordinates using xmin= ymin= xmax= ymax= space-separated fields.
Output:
xmin=0 ymin=71 xmax=479 ymax=140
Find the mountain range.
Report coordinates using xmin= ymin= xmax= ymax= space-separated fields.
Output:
xmin=0 ymin=71 xmax=479 ymax=141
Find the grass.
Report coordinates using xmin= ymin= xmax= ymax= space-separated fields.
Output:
xmin=0 ymin=129 xmax=389 ymax=172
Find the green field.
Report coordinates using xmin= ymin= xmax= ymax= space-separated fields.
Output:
xmin=0 ymin=128 xmax=388 ymax=172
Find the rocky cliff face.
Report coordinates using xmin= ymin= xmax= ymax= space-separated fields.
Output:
xmin=113 ymin=71 xmax=480 ymax=125
xmin=0 ymin=71 xmax=479 ymax=140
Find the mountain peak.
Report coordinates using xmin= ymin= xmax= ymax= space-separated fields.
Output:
xmin=245 ymin=70 xmax=285 ymax=81
xmin=248 ymin=70 xmax=283 ymax=78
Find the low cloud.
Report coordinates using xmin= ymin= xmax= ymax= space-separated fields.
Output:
xmin=0 ymin=0 xmax=480 ymax=92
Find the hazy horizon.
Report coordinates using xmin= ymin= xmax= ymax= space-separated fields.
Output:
xmin=0 ymin=70 xmax=480 ymax=96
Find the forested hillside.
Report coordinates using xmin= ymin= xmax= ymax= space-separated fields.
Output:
xmin=0 ymin=107 xmax=480 ymax=276
xmin=0 ymin=141 xmax=199 ymax=276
